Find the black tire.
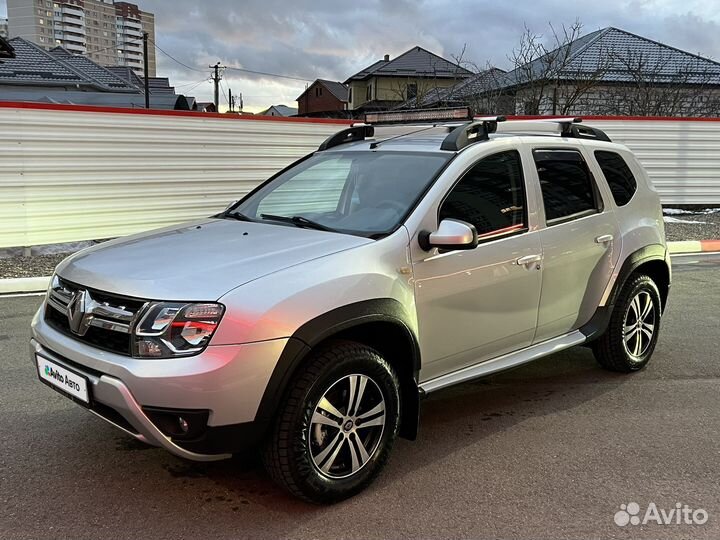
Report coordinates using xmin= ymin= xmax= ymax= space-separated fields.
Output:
xmin=592 ymin=273 xmax=662 ymax=372
xmin=262 ymin=340 xmax=401 ymax=504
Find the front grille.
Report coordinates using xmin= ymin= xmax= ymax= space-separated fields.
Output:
xmin=44 ymin=277 xmax=147 ymax=356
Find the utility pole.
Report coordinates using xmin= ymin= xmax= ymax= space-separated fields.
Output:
xmin=228 ymin=87 xmax=233 ymax=112
xmin=209 ymin=62 xmax=224 ymax=111
xmin=142 ymin=32 xmax=150 ymax=109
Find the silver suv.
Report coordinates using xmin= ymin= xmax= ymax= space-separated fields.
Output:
xmin=31 ymin=114 xmax=671 ymax=503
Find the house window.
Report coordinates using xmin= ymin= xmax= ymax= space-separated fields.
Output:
xmin=366 ymin=84 xmax=372 ymax=101
xmin=406 ymin=83 xmax=417 ymax=100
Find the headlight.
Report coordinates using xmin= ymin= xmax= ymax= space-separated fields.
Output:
xmin=133 ymin=302 xmax=225 ymax=358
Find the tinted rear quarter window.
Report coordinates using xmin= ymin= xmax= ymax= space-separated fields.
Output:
xmin=594 ymin=150 xmax=638 ymax=206
xmin=533 ymin=149 xmax=599 ymax=223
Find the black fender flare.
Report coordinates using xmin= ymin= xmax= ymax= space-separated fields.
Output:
xmin=254 ymin=298 xmax=422 ymax=440
xmin=580 ymin=243 xmax=670 ymax=341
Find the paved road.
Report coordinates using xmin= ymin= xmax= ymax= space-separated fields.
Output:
xmin=2 ymin=256 xmax=719 ymax=540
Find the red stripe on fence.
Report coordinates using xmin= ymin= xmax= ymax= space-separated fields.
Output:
xmin=0 ymin=101 xmax=354 ymax=124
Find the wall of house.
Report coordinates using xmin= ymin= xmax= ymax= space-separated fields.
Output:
xmin=298 ymin=82 xmax=345 ymax=115
xmin=3 ymin=102 xmax=720 ymax=249
xmin=512 ymin=85 xmax=720 ymax=116
xmin=349 ymin=77 xmax=460 ymax=109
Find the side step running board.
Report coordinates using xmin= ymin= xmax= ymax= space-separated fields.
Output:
xmin=419 ymin=330 xmax=586 ymax=394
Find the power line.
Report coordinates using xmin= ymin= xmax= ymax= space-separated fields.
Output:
xmin=147 ymin=38 xmax=312 ymax=82
xmin=173 ymin=77 xmax=211 ymax=89
xmin=149 ymin=38 xmax=204 ymax=73
xmin=91 ymin=36 xmax=143 ymax=55
xmin=224 ymin=66 xmax=312 ymax=82
xmin=179 ymin=78 xmax=211 ymax=94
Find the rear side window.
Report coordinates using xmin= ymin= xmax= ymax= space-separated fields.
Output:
xmin=595 ymin=150 xmax=638 ymax=206
xmin=533 ymin=149 xmax=599 ymax=223
xmin=439 ymin=150 xmax=526 ymax=240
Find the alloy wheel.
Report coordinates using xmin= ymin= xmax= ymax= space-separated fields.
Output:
xmin=623 ymin=290 xmax=656 ymax=358
xmin=308 ymin=374 xmax=386 ymax=479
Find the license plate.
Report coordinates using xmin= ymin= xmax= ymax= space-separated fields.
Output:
xmin=36 ymin=355 xmax=90 ymax=404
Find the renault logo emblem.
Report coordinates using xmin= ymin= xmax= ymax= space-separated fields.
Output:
xmin=66 ymin=289 xmax=93 ymax=336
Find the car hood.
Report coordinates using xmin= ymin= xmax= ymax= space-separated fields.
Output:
xmin=56 ymin=218 xmax=373 ymax=300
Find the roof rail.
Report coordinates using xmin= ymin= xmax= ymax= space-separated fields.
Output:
xmin=318 ymin=124 xmax=375 ymax=151
xmin=491 ymin=117 xmax=612 ymax=142
xmin=440 ymin=116 xmax=506 ymax=151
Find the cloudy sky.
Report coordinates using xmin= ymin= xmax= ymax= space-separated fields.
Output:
xmin=2 ymin=0 xmax=720 ymax=112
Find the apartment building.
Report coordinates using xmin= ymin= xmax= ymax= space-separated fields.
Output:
xmin=7 ymin=0 xmax=156 ymax=76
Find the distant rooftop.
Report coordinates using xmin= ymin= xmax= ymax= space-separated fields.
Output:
xmin=0 ymin=38 xmax=191 ymax=109
xmin=499 ymin=26 xmax=720 ymax=87
xmin=296 ymin=79 xmax=349 ymax=102
xmin=345 ymin=46 xmax=473 ymax=83
xmin=260 ymin=104 xmax=298 ymax=117
xmin=0 ymin=38 xmax=136 ymax=91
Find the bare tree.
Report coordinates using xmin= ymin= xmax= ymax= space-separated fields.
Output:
xmin=506 ymin=20 xmax=612 ymax=115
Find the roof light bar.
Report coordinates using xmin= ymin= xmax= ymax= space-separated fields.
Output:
xmin=365 ymin=107 xmax=472 ymax=125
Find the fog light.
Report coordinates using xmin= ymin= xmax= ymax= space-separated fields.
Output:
xmin=136 ymin=339 xmax=163 ymax=357
xmin=178 ymin=416 xmax=189 ymax=434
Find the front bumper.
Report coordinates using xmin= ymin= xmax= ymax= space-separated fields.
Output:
xmin=31 ymin=304 xmax=287 ymax=461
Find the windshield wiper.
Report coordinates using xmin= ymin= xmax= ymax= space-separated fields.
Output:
xmin=260 ymin=214 xmax=336 ymax=232
xmin=222 ymin=211 xmax=253 ymax=222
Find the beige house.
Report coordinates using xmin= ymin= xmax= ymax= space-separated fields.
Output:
xmin=345 ymin=46 xmax=472 ymax=112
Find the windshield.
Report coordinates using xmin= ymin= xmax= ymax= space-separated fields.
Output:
xmin=232 ymin=151 xmax=452 ymax=237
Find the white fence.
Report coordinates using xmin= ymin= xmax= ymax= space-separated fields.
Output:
xmin=2 ymin=103 xmax=720 ymax=249
xmin=0 ymin=104 xmax=351 ymax=249
xmin=584 ymin=118 xmax=720 ymax=207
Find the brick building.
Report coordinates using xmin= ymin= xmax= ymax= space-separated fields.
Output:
xmin=296 ymin=79 xmax=349 ymax=117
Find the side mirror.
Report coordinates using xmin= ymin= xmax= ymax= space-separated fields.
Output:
xmin=418 ymin=218 xmax=478 ymax=251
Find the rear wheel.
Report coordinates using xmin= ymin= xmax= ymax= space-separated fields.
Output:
xmin=592 ymin=273 xmax=662 ymax=372
xmin=262 ymin=340 xmax=400 ymax=503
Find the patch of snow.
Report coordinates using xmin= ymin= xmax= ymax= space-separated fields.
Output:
xmin=663 ymin=208 xmax=720 ymax=215
xmin=663 ymin=208 xmax=695 ymax=215
xmin=663 ymin=216 xmax=707 ymax=224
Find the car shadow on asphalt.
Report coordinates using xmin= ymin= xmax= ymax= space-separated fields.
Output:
xmin=113 ymin=344 xmax=631 ymax=516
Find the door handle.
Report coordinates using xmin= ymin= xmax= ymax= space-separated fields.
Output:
xmin=516 ymin=254 xmax=542 ymax=266
xmin=595 ymin=234 xmax=614 ymax=244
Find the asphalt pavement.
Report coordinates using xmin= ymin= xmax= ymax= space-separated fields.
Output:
xmin=1 ymin=255 xmax=719 ymax=540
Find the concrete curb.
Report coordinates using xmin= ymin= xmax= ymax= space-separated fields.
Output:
xmin=0 ymin=276 xmax=51 ymax=294
xmin=667 ymin=240 xmax=720 ymax=254
xmin=0 ymin=242 xmax=718 ymax=295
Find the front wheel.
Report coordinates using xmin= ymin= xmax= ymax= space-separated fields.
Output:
xmin=592 ymin=273 xmax=662 ymax=372
xmin=262 ymin=340 xmax=400 ymax=503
